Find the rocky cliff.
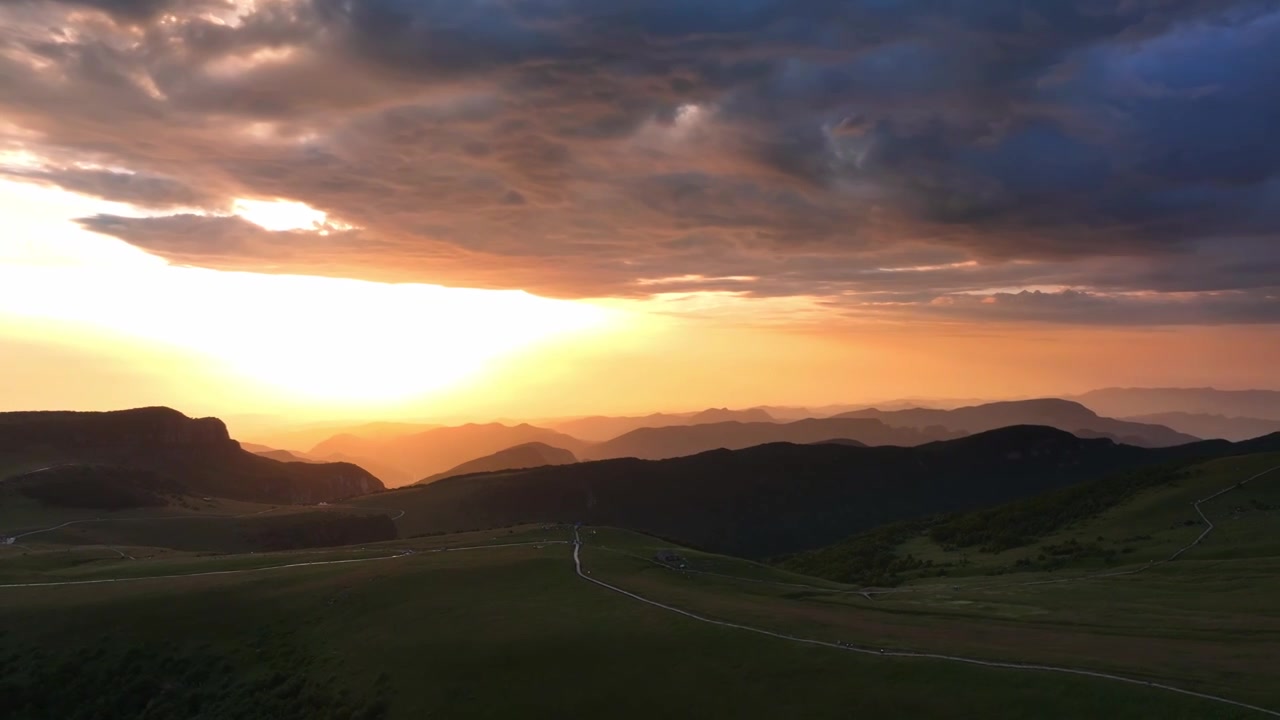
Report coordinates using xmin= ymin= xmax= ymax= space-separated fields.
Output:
xmin=0 ymin=407 xmax=385 ymax=504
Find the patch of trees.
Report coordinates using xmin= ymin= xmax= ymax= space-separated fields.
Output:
xmin=17 ymin=466 xmax=178 ymax=509
xmin=780 ymin=520 xmax=940 ymax=586
xmin=239 ymin=512 xmax=398 ymax=551
xmin=780 ymin=461 xmax=1204 ymax=585
xmin=926 ymin=464 xmax=1195 ymax=552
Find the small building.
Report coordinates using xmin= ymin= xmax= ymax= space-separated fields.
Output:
xmin=654 ymin=549 xmax=684 ymax=565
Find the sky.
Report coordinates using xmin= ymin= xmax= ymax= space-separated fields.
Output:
xmin=1 ymin=0 xmax=1278 ymax=425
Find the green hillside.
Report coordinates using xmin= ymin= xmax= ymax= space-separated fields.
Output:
xmin=2 ymin=525 xmax=1276 ymax=718
xmin=783 ymin=452 xmax=1280 ymax=585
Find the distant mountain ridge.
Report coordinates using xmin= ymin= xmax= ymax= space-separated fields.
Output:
xmin=1122 ymin=412 xmax=1280 ymax=442
xmin=1072 ymin=387 xmax=1280 ymax=421
xmin=0 ymin=407 xmax=384 ymax=504
xmin=582 ymin=417 xmax=959 ymax=461
xmin=548 ymin=408 xmax=775 ymax=442
xmin=382 ymin=425 xmax=1245 ymax=559
xmin=834 ymin=398 xmax=1197 ymax=448
xmin=416 ymin=442 xmax=577 ymax=485
xmin=309 ymin=423 xmax=590 ymax=485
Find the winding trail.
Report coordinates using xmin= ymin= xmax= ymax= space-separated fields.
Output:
xmin=6 ymin=501 xmax=404 ymax=543
xmin=0 ymin=539 xmax=565 ymax=589
xmin=572 ymin=528 xmax=1280 ymax=718
xmin=966 ymin=463 xmax=1280 ymax=590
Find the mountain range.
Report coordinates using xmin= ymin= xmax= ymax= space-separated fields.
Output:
xmin=581 ymin=417 xmax=957 ymax=460
xmin=383 ymin=426 xmax=1262 ymax=559
xmin=308 ymin=423 xmax=590 ymax=484
xmin=416 ymin=442 xmax=577 ymax=485
xmin=1121 ymin=412 xmax=1280 ymax=442
xmin=547 ymin=407 xmax=775 ymax=442
xmin=0 ymin=408 xmax=384 ymax=505
xmin=1070 ymin=388 xmax=1280 ymax=421
xmin=834 ymin=398 xmax=1198 ymax=447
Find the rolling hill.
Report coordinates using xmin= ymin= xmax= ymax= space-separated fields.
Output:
xmin=6 ymin=524 xmax=1264 ymax=719
xmin=0 ymin=408 xmax=384 ymax=505
xmin=548 ymin=407 xmax=775 ymax=442
xmin=357 ymin=426 xmax=1237 ymax=559
xmin=833 ymin=398 xmax=1197 ymax=447
xmin=416 ymin=442 xmax=577 ymax=485
xmin=783 ymin=439 xmax=1280 ymax=586
xmin=582 ymin=417 xmax=956 ymax=461
xmin=309 ymin=423 xmax=591 ymax=485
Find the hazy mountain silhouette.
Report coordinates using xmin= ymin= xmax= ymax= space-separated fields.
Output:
xmin=306 ymin=452 xmax=416 ymax=488
xmin=0 ymin=408 xmax=384 ymax=504
xmin=1122 ymin=412 xmax=1280 ymax=442
xmin=415 ymin=442 xmax=577 ymax=485
xmin=689 ymin=407 xmax=774 ymax=424
xmin=238 ymin=442 xmax=313 ymax=463
xmin=548 ymin=407 xmax=775 ymax=442
xmin=246 ymin=420 xmax=444 ymax=453
xmin=834 ymin=399 xmax=1197 ymax=447
xmin=379 ymin=426 xmax=1236 ymax=558
xmin=1072 ymin=387 xmax=1280 ymax=421
xmin=309 ymin=423 xmax=590 ymax=485
xmin=236 ymin=441 xmax=413 ymax=486
xmin=583 ymin=417 xmax=960 ymax=461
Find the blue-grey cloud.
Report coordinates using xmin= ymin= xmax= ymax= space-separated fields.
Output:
xmin=0 ymin=0 xmax=1276 ymax=324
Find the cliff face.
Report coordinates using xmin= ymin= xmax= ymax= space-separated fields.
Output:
xmin=0 ymin=408 xmax=385 ymax=504
xmin=0 ymin=407 xmax=237 ymax=454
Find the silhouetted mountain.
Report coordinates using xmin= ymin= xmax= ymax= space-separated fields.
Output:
xmin=549 ymin=407 xmax=776 ymax=442
xmin=416 ymin=442 xmax=578 ymax=485
xmin=382 ymin=426 xmax=1233 ymax=558
xmin=0 ymin=408 xmax=384 ymax=504
xmin=583 ymin=418 xmax=961 ymax=461
xmin=1072 ymin=387 xmax=1280 ymax=421
xmin=256 ymin=449 xmax=312 ymax=463
xmin=309 ymin=423 xmax=590 ymax=485
xmin=548 ymin=413 xmax=689 ymax=441
xmin=237 ymin=442 xmax=314 ymax=463
xmin=785 ymin=432 xmax=1280 ymax=585
xmin=1123 ymin=412 xmax=1280 ymax=442
xmin=308 ymin=452 xmax=416 ymax=488
xmin=246 ymin=420 xmax=443 ymax=453
xmin=834 ymin=399 xmax=1197 ymax=447
xmin=689 ymin=407 xmax=774 ymax=424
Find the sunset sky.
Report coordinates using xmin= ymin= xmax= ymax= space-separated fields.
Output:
xmin=2 ymin=0 xmax=1278 ymax=427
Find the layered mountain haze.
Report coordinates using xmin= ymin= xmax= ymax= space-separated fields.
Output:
xmin=583 ymin=418 xmax=959 ymax=461
xmin=548 ymin=408 xmax=776 ymax=443
xmin=1071 ymin=389 xmax=1280 ymax=422
xmin=416 ymin=442 xmax=577 ymax=485
xmin=377 ymin=426 xmax=1248 ymax=559
xmin=834 ymin=399 xmax=1199 ymax=448
xmin=1122 ymin=413 xmax=1280 ymax=442
xmin=309 ymin=423 xmax=590 ymax=486
xmin=0 ymin=408 xmax=384 ymax=505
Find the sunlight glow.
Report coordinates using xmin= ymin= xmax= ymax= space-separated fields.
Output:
xmin=0 ymin=180 xmax=620 ymax=408
xmin=232 ymin=198 xmax=328 ymax=231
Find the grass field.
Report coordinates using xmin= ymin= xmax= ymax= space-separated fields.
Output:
xmin=0 ymin=520 xmax=1276 ymax=718
xmin=2 ymin=452 xmax=1277 ymax=717
xmin=789 ymin=452 xmax=1280 ymax=585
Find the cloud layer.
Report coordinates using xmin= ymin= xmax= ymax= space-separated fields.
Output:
xmin=2 ymin=0 xmax=1278 ymax=323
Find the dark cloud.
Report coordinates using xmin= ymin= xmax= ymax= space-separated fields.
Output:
xmin=6 ymin=168 xmax=215 ymax=207
xmin=903 ymin=289 xmax=1280 ymax=326
xmin=0 ymin=0 xmax=1277 ymax=324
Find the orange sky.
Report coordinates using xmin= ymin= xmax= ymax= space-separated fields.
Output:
xmin=2 ymin=178 xmax=1278 ymax=432
xmin=2 ymin=0 xmax=1278 ymax=433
